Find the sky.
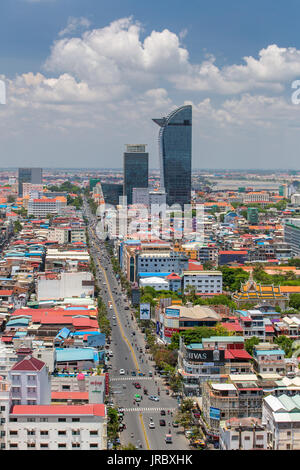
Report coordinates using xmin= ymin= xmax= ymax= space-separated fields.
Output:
xmin=1 ymin=0 xmax=300 ymax=169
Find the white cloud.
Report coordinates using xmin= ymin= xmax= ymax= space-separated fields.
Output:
xmin=58 ymin=17 xmax=91 ymax=37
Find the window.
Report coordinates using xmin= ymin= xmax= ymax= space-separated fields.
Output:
xmin=90 ymin=443 xmax=98 ymax=448
xmin=90 ymin=430 xmax=98 ymax=436
xmin=58 ymin=443 xmax=66 ymax=448
xmin=9 ymin=418 xmax=17 ymax=422
xmin=27 ymin=418 xmax=36 ymax=422
xmin=9 ymin=443 xmax=18 ymax=448
xmin=58 ymin=430 xmax=66 ymax=435
xmin=40 ymin=431 xmax=48 ymax=436
xmin=62 ymin=385 xmax=70 ymax=390
xmin=72 ymin=430 xmax=80 ymax=436
xmin=40 ymin=444 xmax=48 ymax=448
xmin=231 ymin=435 xmax=238 ymax=441
xmin=58 ymin=418 xmax=66 ymax=422
xmin=27 ymin=443 xmax=36 ymax=448
xmin=9 ymin=430 xmax=18 ymax=435
xmin=27 ymin=431 xmax=35 ymax=435
xmin=40 ymin=418 xmax=48 ymax=422
xmin=72 ymin=443 xmax=80 ymax=448
xmin=72 ymin=418 xmax=80 ymax=422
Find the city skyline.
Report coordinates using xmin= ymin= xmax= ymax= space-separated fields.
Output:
xmin=1 ymin=1 xmax=300 ymax=169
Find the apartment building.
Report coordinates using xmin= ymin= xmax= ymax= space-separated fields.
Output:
xmin=182 ymin=270 xmax=222 ymax=295
xmin=28 ymin=198 xmax=66 ymax=217
xmin=202 ymin=380 xmax=263 ymax=440
xmin=7 ymin=404 xmax=106 ymax=450
xmin=262 ymin=394 xmax=300 ymax=450
xmin=219 ymin=417 xmax=267 ymax=450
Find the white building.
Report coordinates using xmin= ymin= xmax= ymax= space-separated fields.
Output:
xmin=182 ymin=270 xmax=223 ymax=295
xmin=7 ymin=404 xmax=106 ymax=450
xmin=262 ymin=394 xmax=300 ymax=450
xmin=28 ymin=198 xmax=66 ymax=217
xmin=219 ymin=417 xmax=267 ymax=450
xmin=137 ymin=252 xmax=188 ymax=275
xmin=8 ymin=355 xmax=51 ymax=406
xmin=36 ymin=272 xmax=94 ymax=302
xmin=139 ymin=276 xmax=169 ymax=291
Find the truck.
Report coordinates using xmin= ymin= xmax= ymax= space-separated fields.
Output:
xmin=108 ymin=301 xmax=113 ymax=309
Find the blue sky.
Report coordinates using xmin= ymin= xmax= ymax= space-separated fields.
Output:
xmin=1 ymin=0 xmax=300 ymax=169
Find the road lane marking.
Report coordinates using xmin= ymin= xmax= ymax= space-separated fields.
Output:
xmin=139 ymin=413 xmax=151 ymax=450
xmin=91 ymin=227 xmax=141 ymax=373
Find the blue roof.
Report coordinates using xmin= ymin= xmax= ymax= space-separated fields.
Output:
xmin=72 ymin=331 xmax=101 ymax=336
xmin=255 ymin=349 xmax=285 ymax=356
xmin=6 ymin=318 xmax=29 ymax=327
xmin=186 ymin=343 xmax=203 ymax=350
xmin=55 ymin=327 xmax=70 ymax=340
xmin=55 ymin=348 xmax=98 ymax=363
xmin=138 ymin=272 xmax=171 ymax=278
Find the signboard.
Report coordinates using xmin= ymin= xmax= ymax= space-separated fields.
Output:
xmin=131 ymin=288 xmax=141 ymax=307
xmin=209 ymin=407 xmax=220 ymax=420
xmin=185 ymin=348 xmax=225 ymax=363
xmin=105 ymin=373 xmax=109 ymax=396
xmin=140 ymin=303 xmax=151 ymax=320
xmin=164 ymin=327 xmax=179 ymax=338
xmin=165 ymin=307 xmax=180 ymax=318
xmin=156 ymin=321 xmax=160 ymax=334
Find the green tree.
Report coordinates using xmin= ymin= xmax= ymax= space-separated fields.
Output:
xmin=244 ymin=336 xmax=260 ymax=356
xmin=289 ymin=293 xmax=300 ymax=310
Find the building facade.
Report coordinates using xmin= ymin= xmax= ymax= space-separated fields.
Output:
xmin=123 ymin=145 xmax=149 ymax=205
xmin=153 ymin=105 xmax=192 ymax=207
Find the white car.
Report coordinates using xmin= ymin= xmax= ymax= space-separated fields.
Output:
xmin=149 ymin=421 xmax=155 ymax=429
xmin=119 ymin=369 xmax=125 ymax=375
xmin=149 ymin=395 xmax=159 ymax=402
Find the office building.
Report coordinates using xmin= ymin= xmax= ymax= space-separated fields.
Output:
xmin=284 ymin=220 xmax=300 ymax=256
xmin=123 ymin=145 xmax=148 ymax=205
xmin=18 ymin=168 xmax=42 ymax=196
xmin=153 ymin=105 xmax=192 ymax=207
xmin=101 ymin=183 xmax=123 ymax=206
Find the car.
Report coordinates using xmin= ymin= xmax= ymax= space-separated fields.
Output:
xmin=138 ymin=372 xmax=144 ymax=376
xmin=134 ymin=383 xmax=141 ymax=389
xmin=131 ymin=371 xmax=137 ymax=376
xmin=165 ymin=434 xmax=173 ymax=444
xmin=124 ymin=306 xmax=129 ymax=310
xmin=119 ymin=369 xmax=125 ymax=375
xmin=160 ymin=410 xmax=166 ymax=416
xmin=213 ymin=442 xmax=219 ymax=449
xmin=148 ymin=371 xmax=153 ymax=377
xmin=149 ymin=395 xmax=160 ymax=402
xmin=159 ymin=419 xmax=166 ymax=426
xmin=172 ymin=421 xmax=179 ymax=428
xmin=149 ymin=421 xmax=155 ymax=429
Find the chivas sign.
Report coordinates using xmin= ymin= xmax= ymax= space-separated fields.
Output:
xmin=186 ymin=349 xmax=225 ymax=363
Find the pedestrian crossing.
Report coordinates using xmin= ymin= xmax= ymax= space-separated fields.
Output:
xmin=110 ymin=376 xmax=153 ymax=381
xmin=122 ymin=407 xmax=176 ymax=413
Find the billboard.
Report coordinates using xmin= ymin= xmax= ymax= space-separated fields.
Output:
xmin=209 ymin=407 xmax=220 ymax=420
xmin=165 ymin=307 xmax=180 ymax=318
xmin=185 ymin=348 xmax=225 ymax=363
xmin=140 ymin=303 xmax=151 ymax=320
xmin=164 ymin=327 xmax=179 ymax=338
xmin=131 ymin=288 xmax=141 ymax=307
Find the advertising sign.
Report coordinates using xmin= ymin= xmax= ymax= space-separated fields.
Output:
xmin=185 ymin=348 xmax=225 ymax=363
xmin=140 ymin=303 xmax=151 ymax=320
xmin=209 ymin=407 xmax=220 ymax=420
xmin=156 ymin=321 xmax=160 ymax=334
xmin=165 ymin=307 xmax=180 ymax=318
xmin=164 ymin=327 xmax=179 ymax=338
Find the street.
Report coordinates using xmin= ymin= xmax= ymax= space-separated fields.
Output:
xmin=83 ymin=200 xmax=190 ymax=451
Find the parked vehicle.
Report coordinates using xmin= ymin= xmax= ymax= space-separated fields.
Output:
xmin=165 ymin=434 xmax=172 ymax=444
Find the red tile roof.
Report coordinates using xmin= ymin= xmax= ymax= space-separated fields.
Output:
xmin=51 ymin=392 xmax=89 ymax=400
xmin=11 ymin=404 xmax=106 ymax=417
xmin=225 ymin=349 xmax=252 ymax=360
xmin=11 ymin=356 xmax=45 ymax=371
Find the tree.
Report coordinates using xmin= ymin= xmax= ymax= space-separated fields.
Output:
xmin=120 ymin=443 xmax=136 ymax=450
xmin=13 ymin=220 xmax=22 ymax=233
xmin=244 ymin=336 xmax=260 ymax=356
xmin=274 ymin=335 xmax=293 ymax=358
xmin=289 ymin=293 xmax=300 ymax=310
xmin=107 ymin=408 xmax=119 ymax=441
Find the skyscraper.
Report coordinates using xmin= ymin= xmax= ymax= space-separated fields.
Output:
xmin=123 ymin=145 xmax=149 ymax=205
xmin=18 ymin=167 xmax=43 ymax=196
xmin=153 ymin=105 xmax=192 ymax=207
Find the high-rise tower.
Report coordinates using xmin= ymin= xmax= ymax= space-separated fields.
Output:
xmin=153 ymin=105 xmax=192 ymax=207
xmin=123 ymin=145 xmax=149 ymax=205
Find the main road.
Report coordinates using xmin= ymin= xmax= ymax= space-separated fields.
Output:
xmin=83 ymin=200 xmax=190 ymax=451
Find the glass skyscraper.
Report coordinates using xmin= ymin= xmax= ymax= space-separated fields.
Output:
xmin=123 ymin=145 xmax=149 ymax=205
xmin=18 ymin=167 xmax=43 ymax=196
xmin=153 ymin=105 xmax=192 ymax=207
